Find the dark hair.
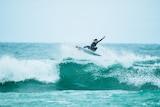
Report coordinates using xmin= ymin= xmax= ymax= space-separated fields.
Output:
xmin=94 ymin=39 xmax=98 ymax=41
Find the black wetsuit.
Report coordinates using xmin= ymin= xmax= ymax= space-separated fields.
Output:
xmin=84 ymin=38 xmax=103 ymax=51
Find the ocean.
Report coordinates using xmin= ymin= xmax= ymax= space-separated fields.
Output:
xmin=0 ymin=43 xmax=160 ymax=107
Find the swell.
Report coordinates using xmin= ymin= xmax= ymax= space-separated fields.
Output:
xmin=0 ymin=57 xmax=160 ymax=92
xmin=1 ymin=43 xmax=160 ymax=92
xmin=57 ymin=59 xmax=160 ymax=90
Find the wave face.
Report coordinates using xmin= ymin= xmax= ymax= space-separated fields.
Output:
xmin=0 ymin=43 xmax=160 ymax=92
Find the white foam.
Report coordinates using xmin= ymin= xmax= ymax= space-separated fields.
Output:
xmin=59 ymin=44 xmax=160 ymax=69
xmin=106 ymin=61 xmax=160 ymax=88
xmin=60 ymin=44 xmax=160 ymax=88
xmin=0 ymin=56 xmax=59 ymax=83
xmin=60 ymin=43 xmax=92 ymax=60
xmin=118 ymin=71 xmax=160 ymax=88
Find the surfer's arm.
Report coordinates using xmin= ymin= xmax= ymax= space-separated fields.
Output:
xmin=97 ymin=36 xmax=105 ymax=44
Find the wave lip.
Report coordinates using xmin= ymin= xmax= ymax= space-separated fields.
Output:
xmin=0 ymin=56 xmax=59 ymax=83
xmin=56 ymin=57 xmax=160 ymax=91
xmin=1 ymin=55 xmax=160 ymax=92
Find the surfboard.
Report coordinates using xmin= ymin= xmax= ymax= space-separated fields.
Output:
xmin=76 ymin=46 xmax=101 ymax=56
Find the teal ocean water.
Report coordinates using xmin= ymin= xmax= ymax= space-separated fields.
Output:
xmin=0 ymin=43 xmax=160 ymax=107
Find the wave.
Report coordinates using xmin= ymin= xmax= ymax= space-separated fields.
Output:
xmin=0 ymin=54 xmax=160 ymax=92
xmin=0 ymin=44 xmax=160 ymax=92
xmin=58 ymin=58 xmax=160 ymax=90
xmin=0 ymin=56 xmax=59 ymax=83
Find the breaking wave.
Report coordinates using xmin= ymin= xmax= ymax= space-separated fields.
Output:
xmin=0 ymin=44 xmax=160 ymax=92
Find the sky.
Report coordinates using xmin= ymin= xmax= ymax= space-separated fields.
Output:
xmin=0 ymin=0 xmax=160 ymax=43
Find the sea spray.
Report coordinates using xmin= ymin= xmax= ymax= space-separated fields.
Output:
xmin=0 ymin=43 xmax=160 ymax=107
xmin=0 ymin=43 xmax=160 ymax=91
xmin=0 ymin=56 xmax=59 ymax=83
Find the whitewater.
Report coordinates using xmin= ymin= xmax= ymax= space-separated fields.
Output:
xmin=0 ymin=43 xmax=160 ymax=106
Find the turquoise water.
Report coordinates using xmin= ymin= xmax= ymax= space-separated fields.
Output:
xmin=0 ymin=43 xmax=160 ymax=106
xmin=1 ymin=90 xmax=160 ymax=107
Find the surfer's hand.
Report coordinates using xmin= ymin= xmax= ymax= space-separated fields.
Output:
xmin=103 ymin=36 xmax=105 ymax=39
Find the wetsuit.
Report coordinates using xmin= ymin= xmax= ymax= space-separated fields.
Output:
xmin=84 ymin=38 xmax=103 ymax=51
xmin=90 ymin=38 xmax=103 ymax=51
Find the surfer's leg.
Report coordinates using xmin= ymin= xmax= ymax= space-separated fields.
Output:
xmin=83 ymin=46 xmax=88 ymax=48
xmin=84 ymin=46 xmax=90 ymax=49
xmin=90 ymin=47 xmax=97 ymax=51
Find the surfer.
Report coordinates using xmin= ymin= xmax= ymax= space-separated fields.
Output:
xmin=84 ymin=36 xmax=105 ymax=51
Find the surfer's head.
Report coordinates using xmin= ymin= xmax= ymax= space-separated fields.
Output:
xmin=94 ymin=39 xmax=98 ymax=43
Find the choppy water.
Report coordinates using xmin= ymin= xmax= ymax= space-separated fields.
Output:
xmin=0 ymin=43 xmax=160 ymax=106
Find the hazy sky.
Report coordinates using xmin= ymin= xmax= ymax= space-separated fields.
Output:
xmin=0 ymin=0 xmax=160 ymax=43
